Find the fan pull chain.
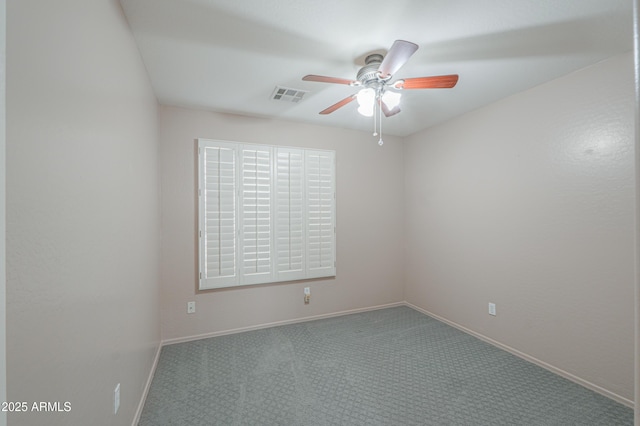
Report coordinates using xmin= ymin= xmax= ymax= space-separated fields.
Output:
xmin=378 ymin=98 xmax=384 ymax=146
xmin=373 ymin=99 xmax=378 ymax=137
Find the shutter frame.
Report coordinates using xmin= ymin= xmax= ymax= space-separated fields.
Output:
xmin=275 ymin=147 xmax=306 ymax=281
xmin=239 ymin=145 xmax=275 ymax=285
xmin=198 ymin=140 xmax=239 ymax=289
xmin=305 ymin=150 xmax=336 ymax=278
xmin=198 ymin=139 xmax=336 ymax=289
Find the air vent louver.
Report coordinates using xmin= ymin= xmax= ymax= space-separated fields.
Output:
xmin=271 ymin=86 xmax=308 ymax=103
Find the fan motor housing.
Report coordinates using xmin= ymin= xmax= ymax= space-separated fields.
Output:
xmin=357 ymin=53 xmax=384 ymax=85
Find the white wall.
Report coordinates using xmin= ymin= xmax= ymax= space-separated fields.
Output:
xmin=634 ymin=0 xmax=640 ymax=422
xmin=159 ymin=105 xmax=405 ymax=341
xmin=6 ymin=1 xmax=160 ymax=425
xmin=404 ymin=53 xmax=635 ymax=403
xmin=0 ymin=1 xmax=5 ymax=425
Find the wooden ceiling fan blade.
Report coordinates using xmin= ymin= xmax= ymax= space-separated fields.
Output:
xmin=397 ymin=74 xmax=459 ymax=89
xmin=319 ymin=94 xmax=356 ymax=115
xmin=378 ymin=40 xmax=418 ymax=78
xmin=303 ymin=75 xmax=357 ymax=85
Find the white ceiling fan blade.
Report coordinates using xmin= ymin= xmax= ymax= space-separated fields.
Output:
xmin=378 ymin=40 xmax=418 ymax=78
xmin=381 ymin=101 xmax=401 ymax=117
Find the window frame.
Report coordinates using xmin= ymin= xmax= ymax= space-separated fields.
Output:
xmin=197 ymin=139 xmax=336 ymax=290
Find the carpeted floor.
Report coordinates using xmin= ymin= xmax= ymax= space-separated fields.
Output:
xmin=138 ymin=306 xmax=633 ymax=425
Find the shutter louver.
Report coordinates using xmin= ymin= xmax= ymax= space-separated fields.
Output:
xmin=200 ymin=144 xmax=238 ymax=288
xmin=306 ymin=150 xmax=336 ymax=278
xmin=240 ymin=146 xmax=274 ymax=284
xmin=275 ymin=148 xmax=305 ymax=281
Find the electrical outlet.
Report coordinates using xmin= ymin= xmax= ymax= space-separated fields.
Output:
xmin=187 ymin=301 xmax=196 ymax=314
xmin=114 ymin=383 xmax=120 ymax=414
xmin=488 ymin=302 xmax=496 ymax=316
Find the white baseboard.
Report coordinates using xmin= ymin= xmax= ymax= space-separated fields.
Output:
xmin=404 ymin=302 xmax=634 ymax=409
xmin=162 ymin=301 xmax=405 ymax=346
xmin=132 ymin=342 xmax=163 ymax=426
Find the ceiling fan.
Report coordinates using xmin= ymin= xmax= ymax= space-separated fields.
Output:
xmin=302 ymin=40 xmax=458 ymax=145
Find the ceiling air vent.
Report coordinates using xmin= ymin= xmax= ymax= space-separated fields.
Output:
xmin=271 ymin=86 xmax=308 ymax=103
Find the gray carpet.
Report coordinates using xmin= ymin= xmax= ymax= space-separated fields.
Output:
xmin=138 ymin=306 xmax=633 ymax=425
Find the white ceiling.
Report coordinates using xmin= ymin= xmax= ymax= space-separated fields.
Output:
xmin=120 ymin=0 xmax=633 ymax=137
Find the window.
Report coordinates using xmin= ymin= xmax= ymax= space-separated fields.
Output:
xmin=197 ymin=139 xmax=336 ymax=290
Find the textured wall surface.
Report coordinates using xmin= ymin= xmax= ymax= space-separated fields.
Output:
xmin=6 ymin=1 xmax=160 ymax=425
xmin=159 ymin=105 xmax=405 ymax=341
xmin=404 ymin=53 xmax=635 ymax=402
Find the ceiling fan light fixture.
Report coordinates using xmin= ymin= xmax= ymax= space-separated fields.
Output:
xmin=356 ymin=88 xmax=375 ymax=116
xmin=358 ymin=105 xmax=374 ymax=117
xmin=381 ymin=90 xmax=401 ymax=109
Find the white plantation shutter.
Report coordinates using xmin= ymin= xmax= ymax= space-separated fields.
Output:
xmin=198 ymin=139 xmax=335 ymax=289
xmin=199 ymin=143 xmax=238 ymax=289
xmin=305 ymin=150 xmax=336 ymax=278
xmin=240 ymin=146 xmax=274 ymax=284
xmin=275 ymin=148 xmax=305 ymax=281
